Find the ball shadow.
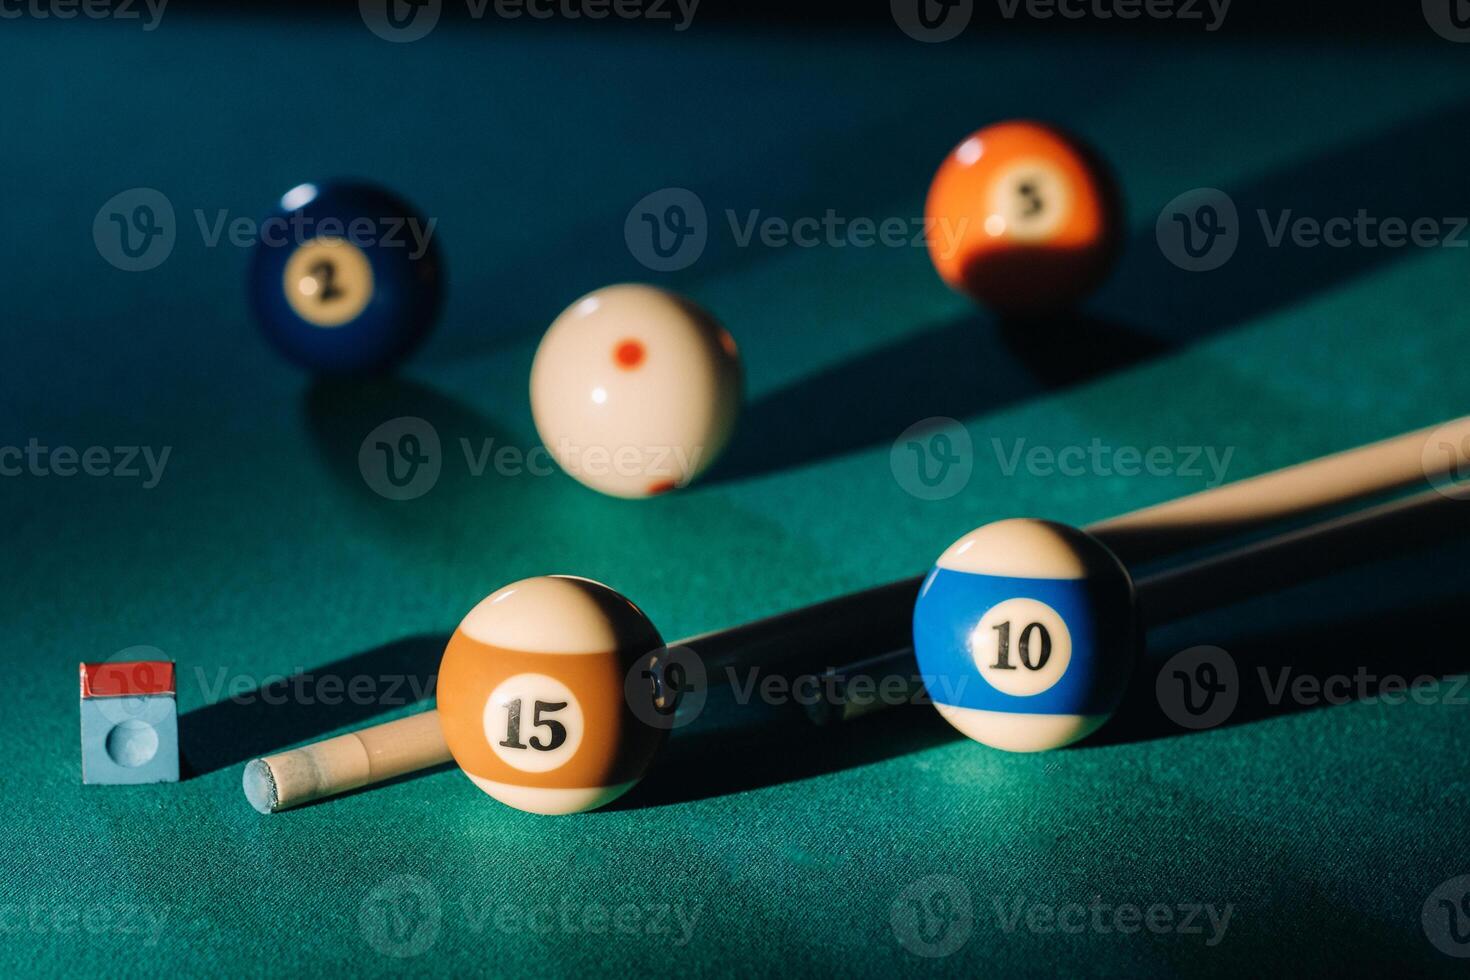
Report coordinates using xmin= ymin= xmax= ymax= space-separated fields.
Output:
xmin=300 ymin=376 xmax=553 ymax=542
xmin=706 ymin=312 xmax=1169 ymax=484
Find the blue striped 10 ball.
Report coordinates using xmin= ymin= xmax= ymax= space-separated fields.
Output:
xmin=912 ymin=519 xmax=1137 ymax=751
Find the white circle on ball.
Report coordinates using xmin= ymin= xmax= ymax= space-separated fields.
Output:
xmin=985 ymin=159 xmax=1071 ymax=242
xmin=969 ymin=597 xmax=1072 ymax=697
xmin=283 ymin=237 xmax=375 ymax=328
xmin=484 ymin=673 xmax=584 ymax=774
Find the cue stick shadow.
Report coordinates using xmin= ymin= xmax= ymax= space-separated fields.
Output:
xmin=612 ymin=697 xmax=961 ymax=812
xmin=1094 ymin=593 xmax=1470 ymax=749
xmin=621 ymin=544 xmax=1470 ymax=806
xmin=709 ymin=96 xmax=1470 ymax=484
xmin=178 ymin=633 xmax=447 ymax=779
xmin=705 ymin=312 xmax=1169 ymax=485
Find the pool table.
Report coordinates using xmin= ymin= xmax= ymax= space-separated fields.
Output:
xmin=5 ymin=6 xmax=1470 ymax=976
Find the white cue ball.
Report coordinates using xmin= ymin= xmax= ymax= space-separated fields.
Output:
xmin=530 ymin=284 xmax=742 ymax=498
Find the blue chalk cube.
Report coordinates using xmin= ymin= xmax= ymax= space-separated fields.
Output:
xmin=80 ymin=661 xmax=179 ymax=784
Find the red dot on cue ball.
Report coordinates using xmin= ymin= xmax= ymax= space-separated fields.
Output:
xmin=614 ymin=340 xmax=646 ymax=369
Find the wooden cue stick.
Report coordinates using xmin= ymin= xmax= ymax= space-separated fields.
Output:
xmin=243 ymin=711 xmax=447 ymax=815
xmin=1134 ymin=485 xmax=1470 ymax=623
xmin=686 ymin=416 xmax=1470 ymax=674
xmin=810 ymin=485 xmax=1470 ymax=724
xmin=1090 ymin=415 xmax=1470 ymax=558
xmin=244 ymin=418 xmax=1470 ymax=813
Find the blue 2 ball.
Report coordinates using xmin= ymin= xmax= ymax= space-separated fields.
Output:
xmin=913 ymin=518 xmax=1137 ymax=752
xmin=249 ymin=182 xmax=443 ymax=375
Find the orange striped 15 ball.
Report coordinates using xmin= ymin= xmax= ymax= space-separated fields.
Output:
xmin=530 ymin=284 xmax=743 ymax=498
xmin=925 ymin=121 xmax=1122 ymax=318
xmin=437 ymin=576 xmax=668 ymax=815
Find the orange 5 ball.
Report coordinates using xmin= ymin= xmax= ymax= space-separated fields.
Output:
xmin=925 ymin=120 xmax=1122 ymax=318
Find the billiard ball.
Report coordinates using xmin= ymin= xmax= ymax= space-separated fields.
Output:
xmin=925 ymin=121 xmax=1121 ymax=317
xmin=530 ymin=283 xmax=742 ymax=498
xmin=436 ymin=575 xmax=668 ymax=815
xmin=249 ymin=181 xmax=443 ymax=375
xmin=912 ymin=518 xmax=1136 ymax=752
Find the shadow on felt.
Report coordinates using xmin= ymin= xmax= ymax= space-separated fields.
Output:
xmin=706 ymin=311 xmax=1167 ymax=484
xmin=613 ymin=698 xmax=960 ymax=811
xmin=181 ymin=567 xmax=1470 ymax=799
xmin=1094 ymin=594 xmax=1470 ymax=748
xmin=179 ymin=632 xmax=447 ymax=779
xmin=622 ymin=556 xmax=1470 ymax=806
xmin=301 ymin=376 xmax=526 ymax=510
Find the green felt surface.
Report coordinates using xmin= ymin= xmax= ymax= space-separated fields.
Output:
xmin=4 ymin=13 xmax=1470 ymax=977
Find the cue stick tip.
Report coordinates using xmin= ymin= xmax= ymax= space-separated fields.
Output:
xmin=242 ymin=758 xmax=281 ymax=815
